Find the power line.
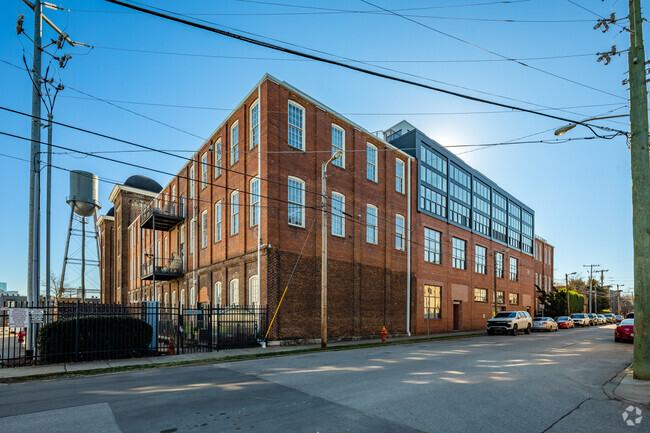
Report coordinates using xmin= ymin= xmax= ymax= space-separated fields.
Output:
xmin=360 ymin=0 xmax=626 ymax=101
xmin=235 ymin=0 xmax=533 ymax=12
xmin=103 ymin=0 xmax=628 ymax=138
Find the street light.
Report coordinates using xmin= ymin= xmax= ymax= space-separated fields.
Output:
xmin=321 ymin=150 xmax=343 ymax=348
xmin=553 ymin=114 xmax=629 ymax=136
xmin=566 ymin=272 xmax=577 ymax=316
xmin=493 ymin=248 xmax=509 ymax=317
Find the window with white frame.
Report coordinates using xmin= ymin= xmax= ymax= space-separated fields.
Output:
xmin=230 ymin=191 xmax=239 ymax=235
xmin=452 ymin=237 xmax=466 ymax=270
xmin=180 ymin=289 xmax=186 ymax=308
xmin=164 ymin=236 xmax=168 ymax=258
xmin=288 ymin=177 xmax=305 ymax=227
xmin=189 ymin=164 xmax=195 ymax=199
xmin=395 ymin=214 xmax=405 ymax=250
xmin=366 ymin=204 xmax=378 ymax=244
xmin=201 ymin=153 xmax=208 ymax=188
xmin=367 ymin=143 xmax=377 ymax=182
xmin=250 ymin=177 xmax=260 ymax=227
xmin=215 ymin=138 xmax=222 ymax=178
xmin=396 ymin=158 xmax=405 ymax=194
xmin=288 ymin=101 xmax=305 ymax=150
xmin=331 ymin=192 xmax=345 ymax=237
xmin=214 ymin=201 xmax=222 ymax=242
xmin=249 ymin=275 xmax=259 ymax=307
xmin=190 ymin=219 xmax=195 ymax=254
xmin=190 ymin=286 xmax=195 ymax=307
xmin=229 ymin=279 xmax=239 ymax=305
xmin=172 ymin=184 xmax=177 ymax=208
xmin=201 ymin=210 xmax=208 ymax=248
xmin=164 ymin=292 xmax=169 ymax=307
xmin=331 ymin=124 xmax=345 ymax=168
xmin=230 ymin=121 xmax=239 ymax=165
xmin=424 ymin=227 xmax=441 ymax=264
xmin=172 ymin=291 xmax=177 ymax=308
xmin=510 ymin=257 xmax=519 ymax=281
xmin=250 ymin=101 xmax=259 ymax=149
xmin=214 ymin=281 xmax=222 ymax=306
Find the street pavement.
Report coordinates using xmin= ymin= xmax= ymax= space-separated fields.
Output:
xmin=0 ymin=324 xmax=643 ymax=432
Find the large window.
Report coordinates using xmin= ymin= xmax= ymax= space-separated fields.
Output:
xmin=452 ymin=237 xmax=466 ymax=270
xmin=475 ymin=245 xmax=487 ymax=274
xmin=230 ymin=121 xmax=239 ymax=165
xmin=473 ymin=211 xmax=490 ymax=237
xmin=229 ymin=279 xmax=239 ymax=305
xmin=474 ymin=288 xmax=488 ymax=303
xmin=331 ymin=192 xmax=345 ymax=237
xmin=420 ymin=184 xmax=447 ymax=218
xmin=510 ymin=257 xmax=518 ymax=281
xmin=424 ymin=285 xmax=442 ymax=319
xmin=189 ymin=164 xmax=195 ymax=199
xmin=288 ymin=101 xmax=305 ymax=150
xmin=249 ymin=275 xmax=260 ymax=307
xmin=215 ymin=138 xmax=222 ymax=178
xmin=420 ymin=166 xmax=447 ymax=192
xmin=201 ymin=153 xmax=208 ymax=188
xmin=288 ymin=177 xmax=305 ymax=227
xmin=496 ymin=290 xmax=505 ymax=304
xmin=214 ymin=282 xmax=222 ymax=307
xmin=250 ymin=177 xmax=260 ymax=227
xmin=331 ymin=124 xmax=345 ymax=168
xmin=366 ymin=204 xmax=378 ymax=244
xmin=190 ymin=218 xmax=195 ymax=254
xmin=395 ymin=214 xmax=405 ymax=250
xmin=509 ymin=293 xmax=519 ymax=305
xmin=201 ymin=210 xmax=208 ymax=248
xmin=495 ymin=252 xmax=504 ymax=278
xmin=214 ymin=201 xmax=222 ymax=242
xmin=420 ymin=146 xmax=447 ymax=174
xmin=424 ymin=228 xmax=441 ymax=264
xmin=230 ymin=191 xmax=239 ymax=235
xmin=366 ymin=143 xmax=377 ymax=182
xmin=396 ymin=159 xmax=405 ymax=194
xmin=250 ymin=101 xmax=259 ymax=149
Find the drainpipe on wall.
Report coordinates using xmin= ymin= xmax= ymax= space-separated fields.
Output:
xmin=257 ymin=84 xmax=265 ymax=348
xmin=406 ymin=157 xmax=412 ymax=336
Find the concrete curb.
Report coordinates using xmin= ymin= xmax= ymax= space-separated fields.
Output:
xmin=613 ymin=369 xmax=650 ymax=406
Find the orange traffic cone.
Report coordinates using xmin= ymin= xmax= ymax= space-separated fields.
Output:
xmin=167 ymin=341 xmax=175 ymax=355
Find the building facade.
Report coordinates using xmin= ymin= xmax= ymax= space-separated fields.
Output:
xmin=99 ymin=75 xmax=539 ymax=340
xmin=534 ymin=235 xmax=554 ymax=313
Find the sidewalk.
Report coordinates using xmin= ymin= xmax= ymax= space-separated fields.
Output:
xmin=0 ymin=330 xmax=484 ymax=380
xmin=613 ymin=369 xmax=650 ymax=406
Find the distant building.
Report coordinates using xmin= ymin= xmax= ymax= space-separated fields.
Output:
xmin=0 ymin=282 xmax=7 ymax=293
xmin=534 ymin=235 xmax=554 ymax=314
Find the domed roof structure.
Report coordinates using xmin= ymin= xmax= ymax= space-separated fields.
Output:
xmin=106 ymin=207 xmax=114 ymax=217
xmin=124 ymin=175 xmax=162 ymax=193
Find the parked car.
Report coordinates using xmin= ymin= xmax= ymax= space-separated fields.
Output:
xmin=571 ymin=313 xmax=590 ymax=327
xmin=556 ymin=316 xmax=574 ymax=329
xmin=487 ymin=311 xmax=532 ymax=336
xmin=597 ymin=314 xmax=607 ymax=325
xmin=615 ymin=315 xmax=624 ymax=323
xmin=532 ymin=317 xmax=559 ymax=332
xmin=603 ymin=313 xmax=616 ymax=324
xmin=615 ymin=318 xmax=634 ymax=343
xmin=587 ymin=313 xmax=599 ymax=325
xmin=626 ymin=312 xmax=634 ymax=319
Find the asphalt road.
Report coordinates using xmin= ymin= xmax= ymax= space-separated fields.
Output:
xmin=0 ymin=324 xmax=639 ymax=433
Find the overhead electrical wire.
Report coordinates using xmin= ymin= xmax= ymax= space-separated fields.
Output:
xmin=102 ymin=0 xmax=628 ymax=138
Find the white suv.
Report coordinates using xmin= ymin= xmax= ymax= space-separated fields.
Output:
xmin=487 ymin=311 xmax=533 ymax=336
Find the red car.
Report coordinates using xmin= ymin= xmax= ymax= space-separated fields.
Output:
xmin=615 ymin=319 xmax=634 ymax=343
xmin=556 ymin=316 xmax=574 ymax=329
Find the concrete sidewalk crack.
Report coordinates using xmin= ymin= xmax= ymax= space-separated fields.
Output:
xmin=540 ymin=397 xmax=592 ymax=433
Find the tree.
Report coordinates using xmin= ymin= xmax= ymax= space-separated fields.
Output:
xmin=41 ymin=273 xmax=73 ymax=304
xmin=538 ymin=288 xmax=584 ymax=317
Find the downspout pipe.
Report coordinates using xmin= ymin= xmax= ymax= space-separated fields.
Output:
xmin=406 ymin=157 xmax=412 ymax=336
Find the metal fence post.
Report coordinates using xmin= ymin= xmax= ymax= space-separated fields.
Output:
xmin=74 ymin=299 xmax=80 ymax=363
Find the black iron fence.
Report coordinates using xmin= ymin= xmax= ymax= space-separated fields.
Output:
xmin=0 ymin=302 xmax=268 ymax=368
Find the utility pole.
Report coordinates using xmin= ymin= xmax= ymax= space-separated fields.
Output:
xmin=597 ymin=269 xmax=609 ymax=313
xmin=583 ymin=264 xmax=599 ymax=314
xmin=628 ymin=0 xmax=650 ymax=381
xmin=566 ymin=272 xmax=577 ymax=315
xmin=616 ymin=284 xmax=625 ymax=316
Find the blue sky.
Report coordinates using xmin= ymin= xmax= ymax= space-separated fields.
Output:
xmin=0 ymin=0 xmax=637 ymax=295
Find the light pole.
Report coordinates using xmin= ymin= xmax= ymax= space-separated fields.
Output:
xmin=553 ymin=114 xmax=629 ymax=136
xmin=616 ymin=284 xmax=625 ymax=316
xmin=321 ymin=150 xmax=343 ymax=348
xmin=566 ymin=272 xmax=577 ymax=316
xmin=493 ymin=248 xmax=508 ymax=316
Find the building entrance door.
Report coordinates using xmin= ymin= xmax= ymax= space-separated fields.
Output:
xmin=453 ymin=301 xmax=461 ymax=330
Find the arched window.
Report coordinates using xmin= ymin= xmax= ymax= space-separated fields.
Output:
xmin=229 ymin=279 xmax=239 ymax=305
xmin=172 ymin=290 xmax=177 ymax=308
xmin=214 ymin=281 xmax=222 ymax=307
xmin=180 ymin=289 xmax=186 ymax=308
xmin=249 ymin=275 xmax=260 ymax=307
xmin=190 ymin=286 xmax=196 ymax=307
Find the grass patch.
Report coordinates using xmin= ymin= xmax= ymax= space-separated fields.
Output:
xmin=0 ymin=332 xmax=484 ymax=384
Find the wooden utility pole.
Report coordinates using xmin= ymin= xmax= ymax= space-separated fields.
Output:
xmin=628 ymin=0 xmax=650 ymax=381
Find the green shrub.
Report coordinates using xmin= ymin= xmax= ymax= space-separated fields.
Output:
xmin=37 ymin=315 xmax=153 ymax=364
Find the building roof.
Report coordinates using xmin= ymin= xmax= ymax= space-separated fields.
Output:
xmin=124 ymin=175 xmax=163 ymax=194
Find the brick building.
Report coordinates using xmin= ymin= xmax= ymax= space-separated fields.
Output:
xmin=534 ymin=235 xmax=554 ymax=314
xmin=99 ymin=74 xmax=538 ymax=341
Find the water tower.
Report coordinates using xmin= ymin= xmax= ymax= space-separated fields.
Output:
xmin=60 ymin=170 xmax=101 ymax=301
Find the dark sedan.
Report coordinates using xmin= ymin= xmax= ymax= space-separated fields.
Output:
xmin=615 ymin=319 xmax=634 ymax=343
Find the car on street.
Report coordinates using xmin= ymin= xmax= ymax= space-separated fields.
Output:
xmin=486 ymin=311 xmax=532 ymax=336
xmin=603 ymin=313 xmax=616 ymax=324
xmin=587 ymin=313 xmax=599 ymax=325
xmin=615 ymin=318 xmax=634 ymax=343
xmin=597 ymin=314 xmax=607 ymax=325
xmin=626 ymin=312 xmax=634 ymax=319
xmin=532 ymin=317 xmax=559 ymax=332
xmin=556 ymin=316 xmax=574 ymax=329
xmin=571 ymin=313 xmax=590 ymax=327
xmin=615 ymin=315 xmax=624 ymax=323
